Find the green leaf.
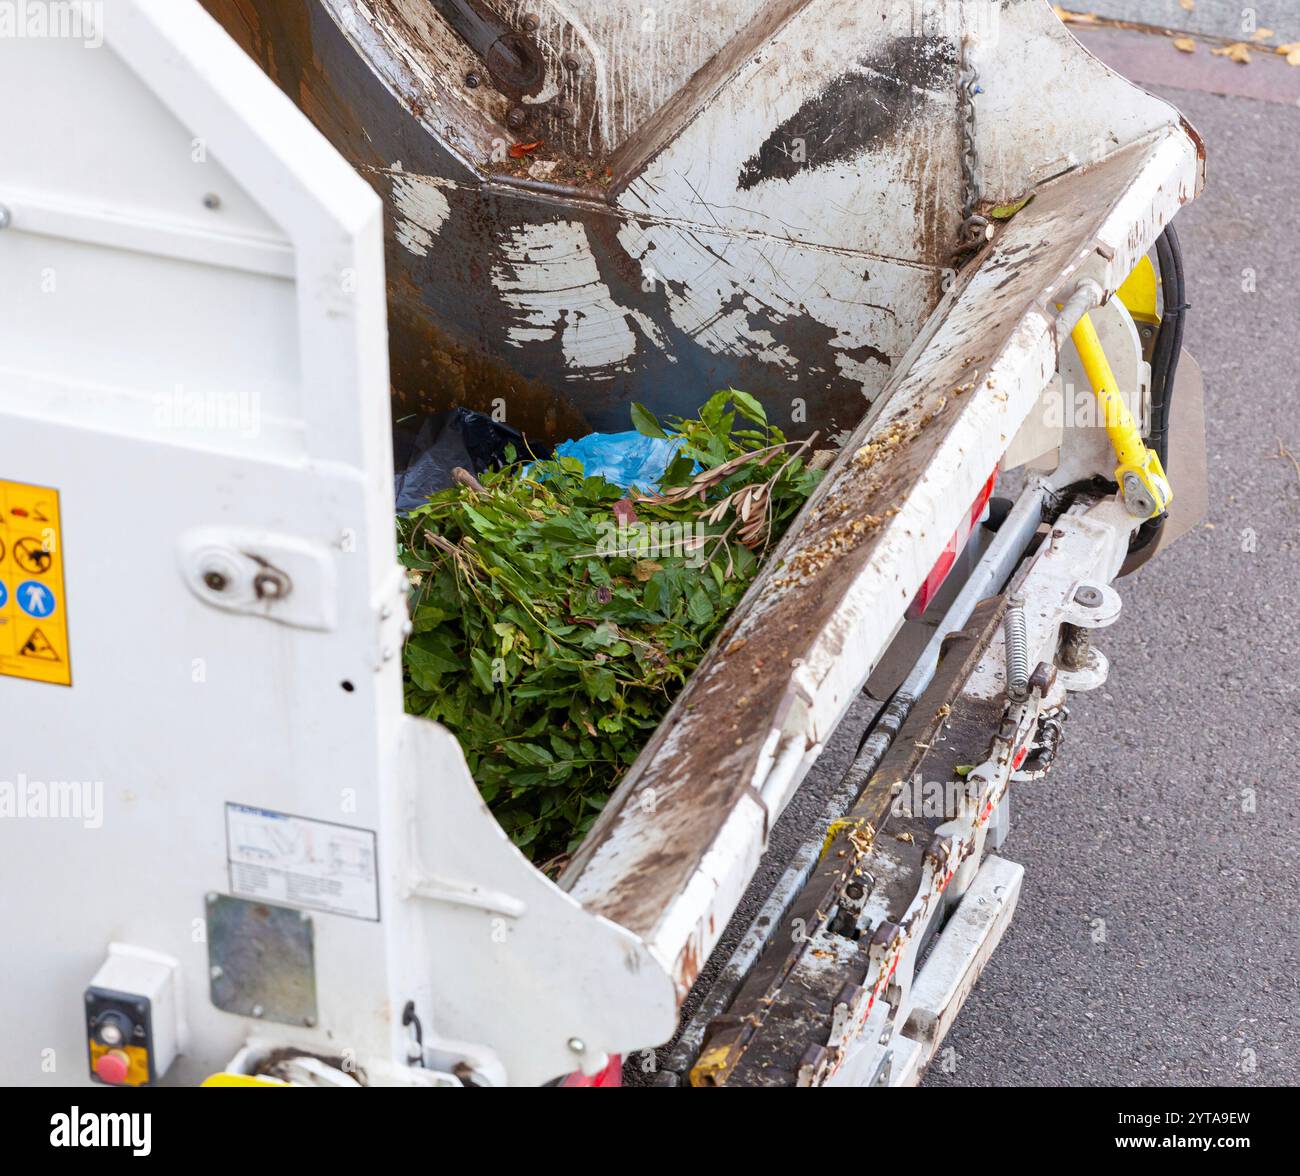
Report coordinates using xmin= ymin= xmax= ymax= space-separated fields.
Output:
xmin=686 ymin=584 xmax=714 ymax=626
xmin=630 ymin=402 xmax=667 ymax=439
xmin=581 ymin=665 xmax=617 ymax=702
xmin=469 ymin=647 xmax=497 ymax=693
xmin=727 ymin=388 xmax=767 ymax=426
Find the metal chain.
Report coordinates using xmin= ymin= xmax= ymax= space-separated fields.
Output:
xmin=958 ymin=42 xmax=991 ymax=249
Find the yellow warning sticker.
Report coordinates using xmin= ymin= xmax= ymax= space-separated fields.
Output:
xmin=0 ymin=480 xmax=71 ymax=687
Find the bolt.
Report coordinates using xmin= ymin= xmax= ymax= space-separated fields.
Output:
xmin=202 ymin=192 xmax=221 ymax=211
xmin=1122 ymin=474 xmax=1155 ymax=517
xmin=506 ymin=106 xmax=528 ymax=130
xmin=0 ymin=205 xmax=11 ymax=230
xmin=465 ymin=70 xmax=482 ymax=88
xmin=206 ymin=892 xmax=219 ymax=904
xmin=252 ymin=569 xmax=289 ymax=600
xmin=1074 ymin=585 xmax=1103 ymax=608
xmin=251 ymin=1004 xmax=265 ymax=1018
xmin=561 ymin=51 xmax=581 ymax=71
xmin=521 ymin=12 xmax=539 ymax=31
xmin=303 ymin=1016 xmax=316 ymax=1028
xmin=567 ymin=1036 xmax=586 ymax=1054
xmin=210 ymin=965 xmax=223 ymax=980
xmin=203 ymin=569 xmax=228 ymax=593
xmin=552 ymin=102 xmax=574 ymax=121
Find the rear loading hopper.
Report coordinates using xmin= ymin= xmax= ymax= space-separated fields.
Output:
xmin=0 ymin=0 xmax=1203 ymax=1086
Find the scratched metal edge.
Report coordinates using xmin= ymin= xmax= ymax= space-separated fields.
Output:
xmin=562 ymin=129 xmax=1201 ymax=991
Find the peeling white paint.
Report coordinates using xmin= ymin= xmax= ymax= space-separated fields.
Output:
xmin=492 ymin=220 xmax=666 ymax=372
xmin=389 ymin=163 xmax=453 ymax=257
xmin=615 ymin=218 xmax=918 ymax=395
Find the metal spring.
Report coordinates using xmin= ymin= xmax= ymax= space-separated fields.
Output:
xmin=1003 ymin=597 xmax=1029 ymax=702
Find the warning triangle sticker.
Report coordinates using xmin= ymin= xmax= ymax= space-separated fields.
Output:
xmin=19 ymin=627 xmax=60 ymax=661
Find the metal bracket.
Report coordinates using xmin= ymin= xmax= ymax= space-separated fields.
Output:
xmin=178 ymin=527 xmax=338 ymax=630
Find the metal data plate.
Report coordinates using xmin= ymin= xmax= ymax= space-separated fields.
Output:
xmin=207 ymin=894 xmax=318 ymax=1028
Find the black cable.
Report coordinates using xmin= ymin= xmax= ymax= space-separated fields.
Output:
xmin=1128 ymin=223 xmax=1187 ymax=559
xmin=1148 ymin=223 xmax=1186 ymax=466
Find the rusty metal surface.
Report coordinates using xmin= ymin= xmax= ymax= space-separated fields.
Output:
xmin=198 ymin=0 xmax=971 ymax=439
xmin=198 ymin=1 xmax=1201 ymax=447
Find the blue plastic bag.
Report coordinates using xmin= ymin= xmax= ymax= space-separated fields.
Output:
xmin=551 ymin=430 xmax=686 ymax=491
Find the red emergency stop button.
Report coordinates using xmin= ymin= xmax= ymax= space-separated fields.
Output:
xmin=95 ymin=1050 xmax=131 ymax=1085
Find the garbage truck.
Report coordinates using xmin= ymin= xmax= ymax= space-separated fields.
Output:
xmin=0 ymin=0 xmax=1205 ymax=1087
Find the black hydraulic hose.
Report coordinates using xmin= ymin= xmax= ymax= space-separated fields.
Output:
xmin=1148 ymin=223 xmax=1186 ymax=467
xmin=1130 ymin=224 xmax=1187 ymax=558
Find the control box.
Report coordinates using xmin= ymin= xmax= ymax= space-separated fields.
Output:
xmin=85 ymin=946 xmax=184 ymax=1087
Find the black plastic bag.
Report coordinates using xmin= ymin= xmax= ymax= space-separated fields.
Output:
xmin=393 ymin=408 xmax=544 ymax=513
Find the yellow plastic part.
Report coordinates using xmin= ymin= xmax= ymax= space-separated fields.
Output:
xmin=200 ymin=1072 xmax=291 ymax=1087
xmin=1116 ymin=254 xmax=1160 ymax=325
xmin=1070 ymin=311 xmax=1172 ymax=519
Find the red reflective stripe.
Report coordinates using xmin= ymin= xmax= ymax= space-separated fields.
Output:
xmin=908 ymin=467 xmax=998 ymax=618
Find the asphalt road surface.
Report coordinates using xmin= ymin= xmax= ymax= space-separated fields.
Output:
xmin=924 ymin=30 xmax=1300 ymax=1087
xmin=657 ymin=18 xmax=1300 ymax=1088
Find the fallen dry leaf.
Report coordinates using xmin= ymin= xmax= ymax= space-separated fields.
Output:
xmin=507 ymin=139 xmax=544 ymax=159
xmin=1173 ymin=37 xmax=1197 ymax=54
xmin=1179 ymin=0 xmax=1194 ymax=11
xmin=1211 ymin=41 xmax=1252 ymax=64
xmin=1280 ymin=42 xmax=1300 ymax=65
xmin=1251 ymin=28 xmax=1274 ymax=42
xmin=1053 ymin=5 xmax=1098 ymax=24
